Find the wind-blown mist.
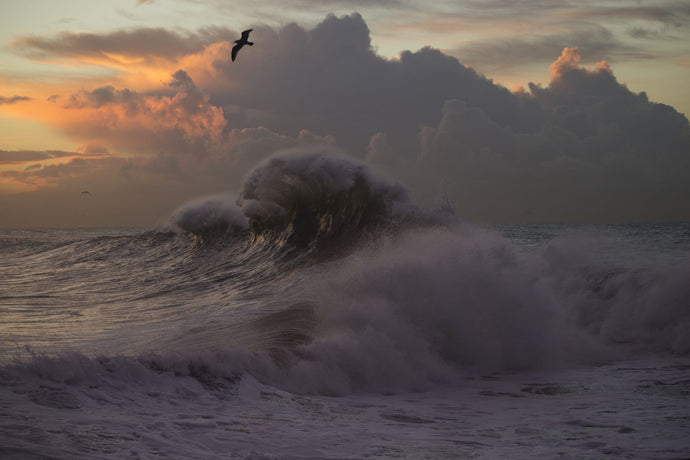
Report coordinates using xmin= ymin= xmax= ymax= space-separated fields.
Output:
xmin=3 ymin=13 xmax=689 ymax=227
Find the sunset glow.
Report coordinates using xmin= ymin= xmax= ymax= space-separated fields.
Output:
xmin=1 ymin=1 xmax=689 ymax=227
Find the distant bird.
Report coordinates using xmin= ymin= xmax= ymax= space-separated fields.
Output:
xmin=232 ymin=29 xmax=254 ymax=62
xmin=80 ymin=191 xmax=91 ymax=197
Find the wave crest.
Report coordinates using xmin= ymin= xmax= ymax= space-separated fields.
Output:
xmin=168 ymin=148 xmax=426 ymax=251
xmin=239 ymin=149 xmax=412 ymax=248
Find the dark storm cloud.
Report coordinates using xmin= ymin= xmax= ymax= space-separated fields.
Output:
xmin=11 ymin=27 xmax=235 ymax=63
xmin=204 ymin=13 xmax=690 ymax=221
xmin=207 ymin=13 xmax=520 ymax=153
xmin=35 ymin=13 xmax=690 ymax=223
xmin=395 ymin=47 xmax=690 ymax=222
xmin=237 ymin=13 xmax=688 ymax=221
xmin=0 ymin=95 xmax=32 ymax=105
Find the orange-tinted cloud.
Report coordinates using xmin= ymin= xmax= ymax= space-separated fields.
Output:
xmin=550 ymin=47 xmax=581 ymax=80
xmin=549 ymin=47 xmax=611 ymax=82
xmin=21 ymin=70 xmax=226 ymax=156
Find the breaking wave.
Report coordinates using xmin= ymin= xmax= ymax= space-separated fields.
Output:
xmin=2 ymin=149 xmax=689 ymax=397
xmin=167 ymin=149 xmax=433 ymax=253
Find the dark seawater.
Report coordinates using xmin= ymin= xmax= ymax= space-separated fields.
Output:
xmin=1 ymin=150 xmax=689 ymax=459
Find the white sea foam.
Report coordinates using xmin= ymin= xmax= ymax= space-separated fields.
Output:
xmin=169 ymin=194 xmax=248 ymax=233
xmin=245 ymin=224 xmax=690 ymax=394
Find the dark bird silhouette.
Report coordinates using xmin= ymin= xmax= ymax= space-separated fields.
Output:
xmin=232 ymin=29 xmax=253 ymax=62
xmin=80 ymin=191 xmax=91 ymax=197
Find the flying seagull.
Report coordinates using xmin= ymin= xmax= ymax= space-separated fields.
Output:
xmin=232 ymin=29 xmax=253 ymax=62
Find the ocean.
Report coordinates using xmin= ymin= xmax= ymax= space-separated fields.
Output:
xmin=1 ymin=150 xmax=689 ymax=459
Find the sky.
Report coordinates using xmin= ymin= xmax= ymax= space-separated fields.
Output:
xmin=1 ymin=0 xmax=689 ymax=227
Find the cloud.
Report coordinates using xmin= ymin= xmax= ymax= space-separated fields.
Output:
xmin=33 ymin=13 xmax=516 ymax=155
xmin=67 ymin=85 xmax=139 ymax=109
xmin=50 ymin=70 xmax=226 ymax=156
xmin=450 ymin=25 xmax=654 ymax=74
xmin=375 ymin=1 xmax=690 ymax=84
xmin=562 ymin=4 xmax=690 ymax=26
xmin=185 ymin=13 xmax=521 ymax=155
xmin=0 ymin=95 xmax=32 ymax=105
xmin=11 ymin=27 xmax=236 ymax=65
xmin=0 ymin=150 xmax=78 ymax=164
xmin=0 ymin=127 xmax=338 ymax=227
xmin=280 ymin=0 xmax=403 ymax=8
xmin=1 ymin=156 xmax=115 ymax=186
xmin=626 ymin=26 xmax=680 ymax=41
xmin=0 ymin=155 xmax=198 ymax=227
xmin=394 ymin=46 xmax=690 ymax=222
xmin=432 ymin=1 xmax=690 ymax=25
xmin=4 ymin=13 xmax=689 ymax=226
xmin=375 ymin=1 xmax=690 ymax=36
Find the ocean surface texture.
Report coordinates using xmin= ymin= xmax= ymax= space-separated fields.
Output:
xmin=1 ymin=151 xmax=689 ymax=459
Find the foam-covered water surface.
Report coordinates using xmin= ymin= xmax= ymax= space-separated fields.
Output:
xmin=1 ymin=354 xmax=688 ymax=459
xmin=1 ymin=150 xmax=689 ymax=458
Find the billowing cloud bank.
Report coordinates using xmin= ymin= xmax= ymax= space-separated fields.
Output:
xmin=4 ymin=13 xmax=690 ymax=226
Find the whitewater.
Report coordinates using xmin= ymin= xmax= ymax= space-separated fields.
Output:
xmin=1 ymin=150 xmax=689 ymax=459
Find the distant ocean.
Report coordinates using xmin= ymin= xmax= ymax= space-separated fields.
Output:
xmin=2 ymin=150 xmax=689 ymax=459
